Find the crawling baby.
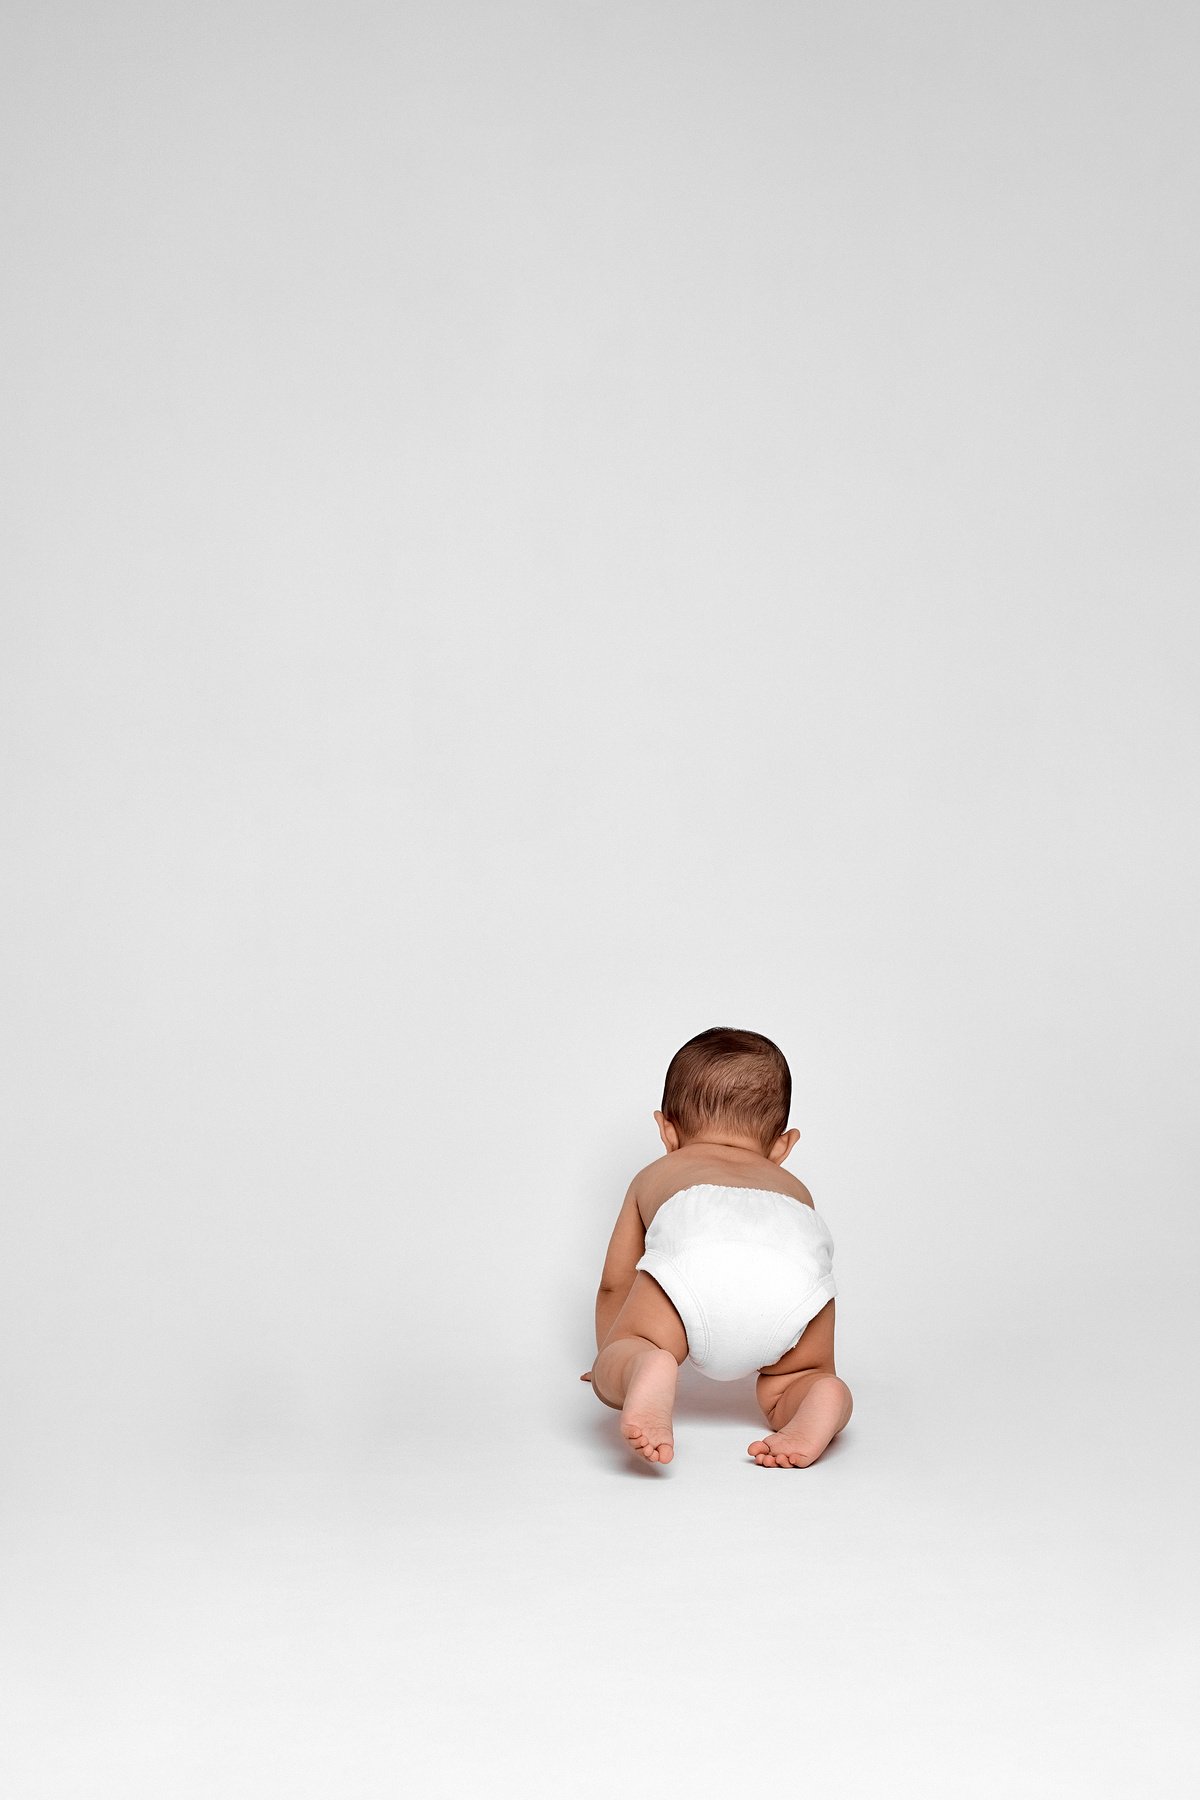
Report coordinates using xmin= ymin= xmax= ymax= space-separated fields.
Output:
xmin=584 ymin=1026 xmax=853 ymax=1468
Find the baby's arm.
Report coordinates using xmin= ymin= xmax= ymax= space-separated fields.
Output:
xmin=581 ymin=1181 xmax=646 ymax=1379
xmin=594 ymin=1181 xmax=646 ymax=1346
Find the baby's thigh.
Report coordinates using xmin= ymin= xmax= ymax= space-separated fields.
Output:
xmin=756 ymin=1298 xmax=836 ymax=1380
xmin=598 ymin=1271 xmax=689 ymax=1363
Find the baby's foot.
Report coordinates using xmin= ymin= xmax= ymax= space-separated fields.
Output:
xmin=748 ymin=1376 xmax=849 ymax=1467
xmin=620 ymin=1348 xmax=678 ymax=1465
xmin=747 ymin=1423 xmax=820 ymax=1468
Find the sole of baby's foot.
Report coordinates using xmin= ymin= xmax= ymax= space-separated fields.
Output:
xmin=620 ymin=1348 xmax=678 ymax=1464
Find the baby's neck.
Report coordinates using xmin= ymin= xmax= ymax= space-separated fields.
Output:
xmin=679 ymin=1135 xmax=767 ymax=1158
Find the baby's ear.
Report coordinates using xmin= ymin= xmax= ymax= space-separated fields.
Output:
xmin=654 ymin=1110 xmax=680 ymax=1153
xmin=769 ymin=1127 xmax=801 ymax=1164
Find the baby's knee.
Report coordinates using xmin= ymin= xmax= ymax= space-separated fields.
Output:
xmin=823 ymin=1371 xmax=852 ymax=1405
xmin=816 ymin=1372 xmax=854 ymax=1427
xmin=589 ymin=1354 xmax=623 ymax=1411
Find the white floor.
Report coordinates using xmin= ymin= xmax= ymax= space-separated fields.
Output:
xmin=5 ymin=1334 xmax=1197 ymax=1799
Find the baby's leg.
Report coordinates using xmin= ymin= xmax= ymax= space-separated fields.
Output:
xmin=590 ymin=1272 xmax=688 ymax=1464
xmin=749 ymin=1370 xmax=853 ymax=1467
xmin=750 ymin=1300 xmax=853 ymax=1468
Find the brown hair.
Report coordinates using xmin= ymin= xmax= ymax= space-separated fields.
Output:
xmin=661 ymin=1027 xmax=791 ymax=1152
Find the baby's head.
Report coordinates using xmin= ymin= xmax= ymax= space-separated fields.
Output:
xmin=654 ymin=1026 xmax=798 ymax=1163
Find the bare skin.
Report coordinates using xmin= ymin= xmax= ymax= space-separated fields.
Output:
xmin=590 ymin=1271 xmax=689 ymax=1463
xmin=588 ymin=1115 xmax=853 ymax=1467
xmin=746 ymin=1363 xmax=854 ymax=1467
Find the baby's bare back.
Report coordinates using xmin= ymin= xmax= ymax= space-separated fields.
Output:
xmin=634 ymin=1143 xmax=814 ymax=1231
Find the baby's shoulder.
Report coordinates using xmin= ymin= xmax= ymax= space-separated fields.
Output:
xmin=626 ymin=1154 xmax=676 ymax=1218
xmin=773 ymin=1168 xmax=816 ymax=1208
xmin=628 ymin=1152 xmax=673 ymax=1196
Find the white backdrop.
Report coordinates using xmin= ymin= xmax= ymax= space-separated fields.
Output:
xmin=5 ymin=8 xmax=1200 ymax=1795
xmin=3 ymin=0 xmax=1198 ymax=1495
